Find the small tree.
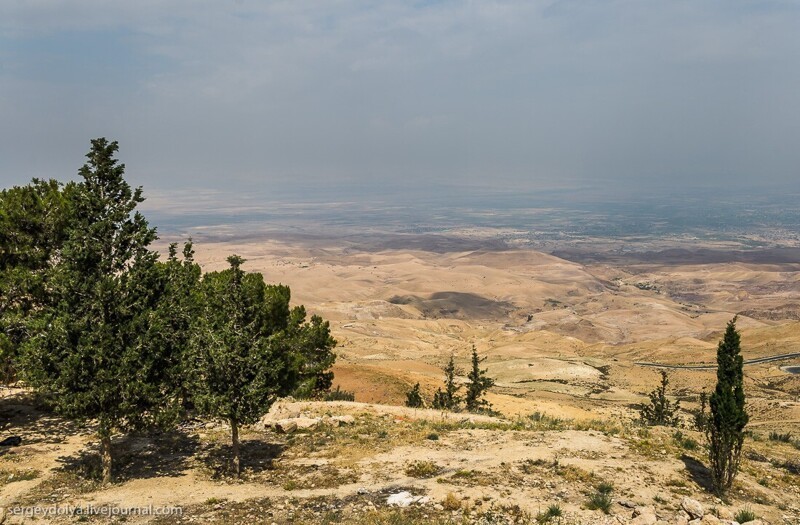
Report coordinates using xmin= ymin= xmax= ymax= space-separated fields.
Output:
xmin=432 ymin=353 xmax=460 ymax=411
xmin=707 ymin=317 xmax=748 ymax=495
xmin=465 ymin=345 xmax=494 ymax=413
xmin=694 ymin=391 xmax=709 ymax=432
xmin=640 ymin=370 xmax=680 ymax=426
xmin=190 ymin=255 xmax=335 ymax=476
xmin=405 ymin=383 xmax=424 ymax=408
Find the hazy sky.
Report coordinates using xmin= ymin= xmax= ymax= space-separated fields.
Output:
xmin=1 ymin=1 xmax=799 ymax=198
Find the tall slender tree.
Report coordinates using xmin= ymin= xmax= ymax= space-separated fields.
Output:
xmin=23 ymin=139 xmax=179 ymax=484
xmin=432 ymin=353 xmax=460 ymax=411
xmin=707 ymin=317 xmax=748 ymax=495
xmin=465 ymin=345 xmax=494 ymax=413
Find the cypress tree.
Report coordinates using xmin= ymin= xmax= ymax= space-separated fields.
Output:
xmin=707 ymin=317 xmax=748 ymax=495
xmin=465 ymin=345 xmax=494 ymax=413
xmin=432 ymin=353 xmax=460 ymax=411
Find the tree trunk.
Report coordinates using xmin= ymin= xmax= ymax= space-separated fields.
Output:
xmin=231 ymin=418 xmax=240 ymax=477
xmin=100 ymin=433 xmax=113 ymax=485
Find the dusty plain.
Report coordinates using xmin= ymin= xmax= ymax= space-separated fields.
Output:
xmin=2 ymin=225 xmax=799 ymax=524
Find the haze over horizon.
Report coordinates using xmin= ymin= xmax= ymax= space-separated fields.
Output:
xmin=2 ymin=1 xmax=800 ymax=203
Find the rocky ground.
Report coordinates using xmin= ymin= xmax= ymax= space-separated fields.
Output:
xmin=1 ymin=396 xmax=798 ymax=524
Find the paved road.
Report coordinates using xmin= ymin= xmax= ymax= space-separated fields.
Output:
xmin=634 ymin=352 xmax=800 ymax=370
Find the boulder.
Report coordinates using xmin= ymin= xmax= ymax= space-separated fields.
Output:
xmin=631 ymin=512 xmax=657 ymax=525
xmin=330 ymin=415 xmax=356 ymax=426
xmin=701 ymin=514 xmax=721 ymax=525
xmin=682 ymin=498 xmax=705 ymax=520
xmin=741 ymin=520 xmax=764 ymax=525
xmin=716 ymin=508 xmax=734 ymax=521
xmin=274 ymin=420 xmax=298 ymax=434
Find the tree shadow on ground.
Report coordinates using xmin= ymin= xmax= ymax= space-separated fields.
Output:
xmin=0 ymin=390 xmax=87 ymax=449
xmin=56 ymin=430 xmax=200 ymax=482
xmin=199 ymin=439 xmax=286 ymax=479
xmin=681 ymin=454 xmax=714 ymax=492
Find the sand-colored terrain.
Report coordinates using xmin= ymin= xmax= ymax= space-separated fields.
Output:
xmin=2 ymin=236 xmax=799 ymax=523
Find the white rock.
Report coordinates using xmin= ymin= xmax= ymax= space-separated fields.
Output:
xmin=741 ymin=520 xmax=764 ymax=525
xmin=293 ymin=417 xmax=322 ymax=430
xmin=274 ymin=420 xmax=298 ymax=433
xmin=331 ymin=415 xmax=356 ymax=426
xmin=682 ymin=498 xmax=705 ymax=520
xmin=386 ymin=491 xmax=430 ymax=507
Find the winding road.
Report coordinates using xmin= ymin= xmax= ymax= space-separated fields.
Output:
xmin=634 ymin=352 xmax=800 ymax=370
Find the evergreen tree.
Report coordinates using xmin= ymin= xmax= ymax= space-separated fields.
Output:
xmin=640 ymin=370 xmax=680 ymax=426
xmin=432 ymin=353 xmax=460 ymax=411
xmin=23 ymin=139 xmax=178 ymax=484
xmin=0 ymin=179 xmax=76 ymax=383
xmin=405 ymin=382 xmax=424 ymax=408
xmin=190 ymin=255 xmax=335 ymax=476
xmin=465 ymin=345 xmax=494 ymax=413
xmin=707 ymin=317 xmax=748 ymax=495
xmin=694 ymin=391 xmax=709 ymax=432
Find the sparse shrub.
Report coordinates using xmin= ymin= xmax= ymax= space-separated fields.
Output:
xmin=324 ymin=386 xmax=355 ymax=402
xmin=596 ymin=481 xmax=614 ymax=495
xmin=586 ymin=491 xmax=613 ymax=514
xmin=673 ymin=430 xmax=699 ymax=451
xmin=405 ymin=382 xmax=424 ymax=408
xmin=768 ymin=431 xmax=791 ymax=443
xmin=405 ymin=460 xmax=441 ymax=478
xmin=426 ymin=432 xmax=439 ymax=441
xmin=640 ymin=370 xmax=680 ymax=426
xmin=442 ymin=492 xmax=461 ymax=511
xmin=536 ymin=503 xmax=563 ymax=523
xmin=734 ymin=506 xmax=757 ymax=524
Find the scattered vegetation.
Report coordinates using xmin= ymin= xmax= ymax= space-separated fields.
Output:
xmin=404 ymin=460 xmax=442 ymax=478
xmin=768 ymin=431 xmax=792 ymax=443
xmin=673 ymin=430 xmax=699 ymax=451
xmin=734 ymin=505 xmax=757 ymax=524
xmin=585 ymin=482 xmax=613 ymax=514
xmin=324 ymin=386 xmax=356 ymax=402
xmin=536 ymin=503 xmax=563 ymax=523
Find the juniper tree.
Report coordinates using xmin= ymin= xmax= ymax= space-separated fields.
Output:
xmin=707 ymin=317 xmax=748 ymax=495
xmin=465 ymin=345 xmax=494 ymax=413
xmin=190 ymin=255 xmax=335 ymax=475
xmin=23 ymin=139 xmax=179 ymax=484
xmin=432 ymin=353 xmax=460 ymax=411
xmin=640 ymin=370 xmax=680 ymax=426
xmin=0 ymin=179 xmax=76 ymax=383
